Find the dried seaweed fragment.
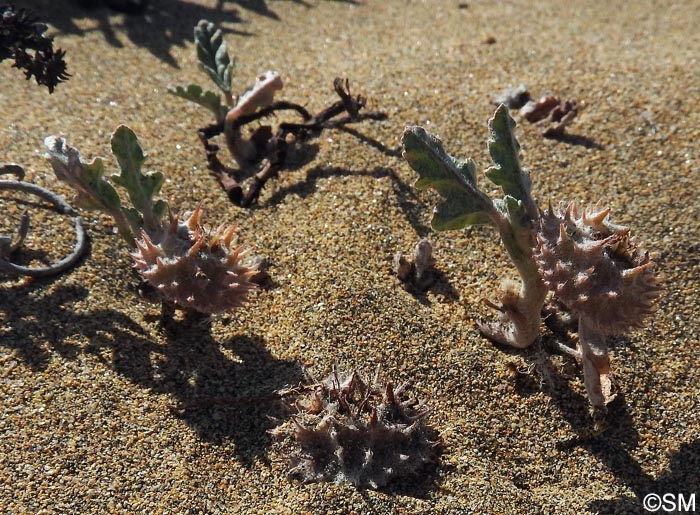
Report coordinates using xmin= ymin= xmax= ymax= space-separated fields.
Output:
xmin=0 ymin=165 xmax=87 ymax=277
xmin=277 ymin=367 xmax=438 ymax=489
xmin=170 ymin=20 xmax=387 ymax=208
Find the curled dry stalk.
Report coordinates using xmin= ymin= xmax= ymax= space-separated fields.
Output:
xmin=198 ymin=77 xmax=387 ymax=207
xmin=0 ymin=165 xmax=87 ymax=277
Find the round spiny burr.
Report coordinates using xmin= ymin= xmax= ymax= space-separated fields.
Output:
xmin=131 ymin=206 xmax=258 ymax=314
xmin=284 ymin=368 xmax=437 ymax=489
xmin=534 ymin=201 xmax=660 ymax=335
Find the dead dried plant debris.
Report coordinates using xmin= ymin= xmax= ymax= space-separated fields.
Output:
xmin=521 ymin=95 xmax=582 ymax=137
xmin=0 ymin=165 xmax=87 ymax=277
xmin=199 ymin=78 xmax=387 ymax=207
xmin=394 ymin=239 xmax=437 ymax=292
xmin=494 ymin=86 xmax=582 ymax=137
xmin=0 ymin=5 xmax=70 ymax=92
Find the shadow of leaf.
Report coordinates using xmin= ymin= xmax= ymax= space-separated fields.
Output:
xmin=545 ymin=132 xmax=605 ymax=150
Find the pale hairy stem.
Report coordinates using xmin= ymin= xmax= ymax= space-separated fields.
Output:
xmin=104 ymin=204 xmax=137 ymax=248
xmin=477 ymin=209 xmax=548 ymax=349
xmin=578 ymin=316 xmax=614 ymax=410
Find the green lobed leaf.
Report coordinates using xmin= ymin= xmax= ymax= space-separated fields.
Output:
xmin=44 ymin=135 xmax=122 ymax=213
xmin=194 ymin=19 xmax=233 ymax=95
xmin=153 ymin=199 xmax=168 ymax=220
xmin=168 ymin=84 xmax=226 ymax=120
xmin=402 ymin=126 xmax=493 ymax=230
xmin=110 ymin=125 xmax=164 ymax=216
xmin=484 ymin=104 xmax=536 ymax=217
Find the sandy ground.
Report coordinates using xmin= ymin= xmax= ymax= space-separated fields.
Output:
xmin=1 ymin=0 xmax=698 ymax=513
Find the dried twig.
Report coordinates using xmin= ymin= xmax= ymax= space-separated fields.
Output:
xmin=0 ymin=175 xmax=87 ymax=277
xmin=199 ymin=78 xmax=387 ymax=207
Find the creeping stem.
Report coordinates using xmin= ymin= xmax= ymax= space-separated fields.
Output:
xmin=0 ymin=179 xmax=87 ymax=277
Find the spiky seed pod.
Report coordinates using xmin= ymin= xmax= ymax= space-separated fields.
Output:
xmin=281 ymin=367 xmax=438 ymax=489
xmin=534 ymin=201 xmax=660 ymax=335
xmin=131 ymin=206 xmax=259 ymax=314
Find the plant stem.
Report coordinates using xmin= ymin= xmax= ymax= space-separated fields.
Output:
xmin=0 ymin=180 xmax=87 ymax=277
xmin=477 ymin=208 xmax=548 ymax=348
xmin=578 ymin=316 xmax=613 ymax=410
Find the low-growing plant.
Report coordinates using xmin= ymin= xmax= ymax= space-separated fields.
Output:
xmin=402 ymin=105 xmax=661 ymax=410
xmin=170 ymin=20 xmax=387 ymax=207
xmin=394 ymin=238 xmax=436 ymax=292
xmin=271 ymin=366 xmax=438 ymax=489
xmin=45 ymin=126 xmax=259 ymax=314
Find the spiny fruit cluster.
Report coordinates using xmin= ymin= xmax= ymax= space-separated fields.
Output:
xmin=402 ymin=105 xmax=662 ymax=411
xmin=534 ymin=201 xmax=660 ymax=336
xmin=46 ymin=127 xmax=258 ymax=315
xmin=132 ymin=206 xmax=258 ymax=314
xmin=278 ymin=367 xmax=438 ymax=489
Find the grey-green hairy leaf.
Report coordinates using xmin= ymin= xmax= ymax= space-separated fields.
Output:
xmin=45 ymin=135 xmax=136 ymax=242
xmin=484 ymin=104 xmax=537 ymax=217
xmin=168 ymin=84 xmax=226 ymax=120
xmin=402 ymin=126 xmax=493 ymax=230
xmin=194 ymin=19 xmax=233 ymax=95
xmin=401 ymin=106 xmax=549 ymax=350
xmin=110 ymin=125 xmax=164 ymax=217
xmin=45 ymin=135 xmax=122 ymax=213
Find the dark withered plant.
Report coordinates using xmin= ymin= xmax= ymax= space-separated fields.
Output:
xmin=170 ymin=19 xmax=387 ymax=207
xmin=0 ymin=5 xmax=69 ymax=92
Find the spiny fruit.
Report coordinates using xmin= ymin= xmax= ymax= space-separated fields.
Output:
xmin=279 ymin=367 xmax=438 ymax=489
xmin=534 ymin=201 xmax=660 ymax=334
xmin=132 ymin=205 xmax=259 ymax=314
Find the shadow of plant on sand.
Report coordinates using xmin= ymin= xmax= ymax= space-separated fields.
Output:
xmin=0 ymin=281 xmax=151 ymax=371
xmin=90 ymin=311 xmax=305 ymax=466
xmin=24 ymin=0 xmax=359 ymax=67
xmin=547 ymin=380 xmax=700 ymax=513
xmin=579 ymin=424 xmax=699 ymax=513
xmin=263 ymin=164 xmax=431 ymax=235
xmin=22 ymin=0 xmax=250 ymax=67
xmin=1 ymin=278 xmax=304 ymax=465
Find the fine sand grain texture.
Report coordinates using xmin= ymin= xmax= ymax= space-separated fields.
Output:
xmin=1 ymin=1 xmax=698 ymax=513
